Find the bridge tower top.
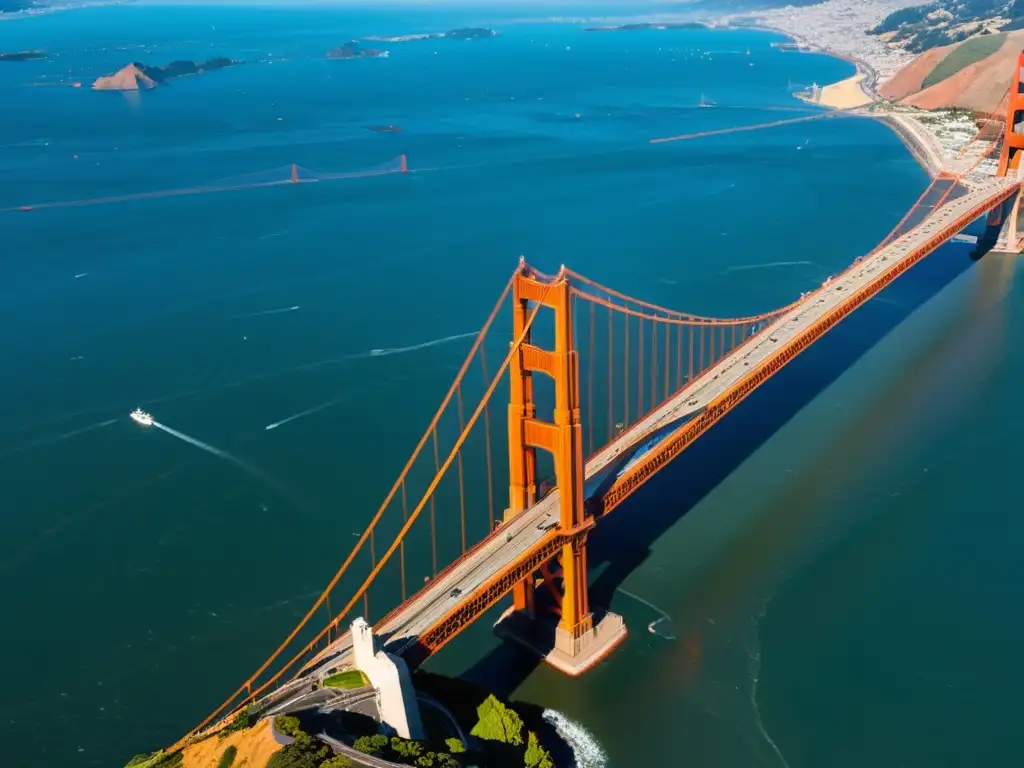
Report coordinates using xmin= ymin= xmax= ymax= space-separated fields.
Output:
xmin=997 ymin=50 xmax=1024 ymax=178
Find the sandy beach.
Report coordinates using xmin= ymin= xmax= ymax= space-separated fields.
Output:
xmin=797 ymin=72 xmax=875 ymax=109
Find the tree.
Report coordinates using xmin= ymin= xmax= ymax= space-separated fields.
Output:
xmin=470 ymin=694 xmax=524 ymax=745
xmin=353 ymin=736 xmax=377 ymax=755
xmin=391 ymin=736 xmax=424 ymax=759
xmin=274 ymin=715 xmax=302 ymax=738
xmin=215 ymin=745 xmax=238 ymax=768
xmin=524 ymin=731 xmax=553 ymax=768
xmin=444 ymin=738 xmax=466 ymax=754
xmin=321 ymin=757 xmax=353 ymax=768
xmin=265 ymin=746 xmax=320 ymax=768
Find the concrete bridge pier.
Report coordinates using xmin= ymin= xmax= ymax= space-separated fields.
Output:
xmin=494 ymin=265 xmax=626 ymax=675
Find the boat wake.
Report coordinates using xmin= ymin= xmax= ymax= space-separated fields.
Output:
xmin=233 ymin=305 xmax=300 ymax=319
xmin=616 ymin=587 xmax=675 ymax=640
xmin=723 ymin=260 xmax=816 ymax=274
xmin=0 ymin=418 xmax=117 ymax=461
xmin=150 ymin=420 xmax=318 ymax=517
xmin=265 ymin=391 xmax=356 ymax=431
xmin=368 ymin=331 xmax=478 ymax=358
xmin=542 ymin=710 xmax=606 ymax=768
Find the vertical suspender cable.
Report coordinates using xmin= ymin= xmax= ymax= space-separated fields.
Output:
xmin=607 ymin=303 xmax=614 ymax=444
xmin=664 ymin=316 xmax=671 ymax=399
xmin=624 ymin=312 xmax=630 ymax=427
xmin=325 ymin=595 xmax=333 ymax=643
xmin=638 ymin=317 xmax=645 ymax=417
xmin=479 ymin=347 xmax=495 ymax=531
xmin=456 ymin=384 xmax=467 ymax=554
xmin=588 ymin=300 xmax=595 ymax=456
xmin=400 ymin=479 xmax=408 ymax=601
xmin=688 ymin=324 xmax=694 ymax=383
xmin=431 ymin=428 xmax=440 ymax=576
xmin=650 ymin=317 xmax=658 ymax=408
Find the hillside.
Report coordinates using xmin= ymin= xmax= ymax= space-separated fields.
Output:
xmin=870 ymin=0 xmax=1024 ymax=52
xmin=880 ymin=27 xmax=1024 ymax=111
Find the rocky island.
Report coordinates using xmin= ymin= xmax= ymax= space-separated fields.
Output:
xmin=362 ymin=27 xmax=498 ymax=43
xmin=0 ymin=49 xmax=45 ymax=61
xmin=92 ymin=57 xmax=237 ymax=90
xmin=327 ymin=42 xmax=389 ymax=59
xmin=584 ymin=21 xmax=706 ymax=32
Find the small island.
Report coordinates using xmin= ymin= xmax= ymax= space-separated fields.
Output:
xmin=92 ymin=58 xmax=238 ymax=90
xmin=327 ymin=42 xmax=389 ymax=59
xmin=362 ymin=27 xmax=497 ymax=43
xmin=0 ymin=49 xmax=45 ymax=61
xmin=584 ymin=21 xmax=707 ymax=32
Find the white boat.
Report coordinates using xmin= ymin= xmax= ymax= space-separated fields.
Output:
xmin=130 ymin=408 xmax=153 ymax=426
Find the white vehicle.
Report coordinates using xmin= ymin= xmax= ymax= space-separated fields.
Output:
xmin=130 ymin=408 xmax=153 ymax=426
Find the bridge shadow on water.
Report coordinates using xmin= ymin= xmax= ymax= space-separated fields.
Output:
xmin=447 ymin=220 xmax=997 ymax=723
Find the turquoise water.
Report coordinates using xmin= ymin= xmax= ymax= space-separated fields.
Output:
xmin=3 ymin=5 xmax=1022 ymax=768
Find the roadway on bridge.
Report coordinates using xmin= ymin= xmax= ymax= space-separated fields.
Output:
xmin=271 ymin=175 xmax=1017 ymax=704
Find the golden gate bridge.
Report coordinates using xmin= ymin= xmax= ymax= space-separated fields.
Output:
xmin=87 ymin=52 xmax=1024 ymax=756
xmin=0 ymin=154 xmax=408 ymax=213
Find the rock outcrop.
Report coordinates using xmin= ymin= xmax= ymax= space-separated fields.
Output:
xmin=92 ymin=63 xmax=157 ymax=91
xmin=92 ymin=58 xmax=235 ymax=91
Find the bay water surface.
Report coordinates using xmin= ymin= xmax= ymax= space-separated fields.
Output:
xmin=1 ymin=4 xmax=1021 ymax=767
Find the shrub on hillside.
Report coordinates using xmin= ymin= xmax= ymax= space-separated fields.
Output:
xmin=216 ymin=745 xmax=238 ymax=768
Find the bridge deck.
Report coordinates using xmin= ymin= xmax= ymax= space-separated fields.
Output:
xmin=279 ymin=176 xmax=1017 ymax=701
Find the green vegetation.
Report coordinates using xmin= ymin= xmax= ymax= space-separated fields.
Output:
xmin=353 ymin=735 xmax=460 ymax=768
xmin=922 ymin=32 xmax=1007 ymax=88
xmin=216 ymin=745 xmax=238 ymax=768
xmin=470 ymin=695 xmax=524 ymax=745
xmin=219 ymin=707 xmax=256 ymax=739
xmin=323 ymin=670 xmax=369 ymax=690
xmin=124 ymin=751 xmax=182 ymax=768
xmin=413 ymin=671 xmax=562 ymax=768
xmin=869 ymin=0 xmax=1024 ymax=52
xmin=268 ymin=716 xmax=329 ymax=768
xmin=524 ymin=732 xmax=553 ymax=768
xmin=321 ymin=757 xmax=353 ymax=768
xmin=274 ymin=715 xmax=303 ymax=738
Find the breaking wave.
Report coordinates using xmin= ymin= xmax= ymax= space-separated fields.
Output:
xmin=542 ymin=710 xmax=606 ymax=768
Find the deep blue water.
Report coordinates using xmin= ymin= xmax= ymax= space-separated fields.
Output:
xmin=2 ymin=5 xmax=1022 ymax=768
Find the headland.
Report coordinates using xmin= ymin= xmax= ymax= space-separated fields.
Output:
xmin=715 ymin=0 xmax=998 ymax=180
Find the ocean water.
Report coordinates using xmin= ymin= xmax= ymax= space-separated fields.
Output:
xmin=2 ymin=4 xmax=1022 ymax=768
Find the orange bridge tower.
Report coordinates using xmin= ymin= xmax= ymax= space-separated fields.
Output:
xmin=494 ymin=261 xmax=627 ymax=675
xmin=986 ymin=49 xmax=1024 ymax=253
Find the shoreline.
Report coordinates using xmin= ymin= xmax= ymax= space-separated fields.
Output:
xmin=732 ymin=23 xmax=943 ymax=179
